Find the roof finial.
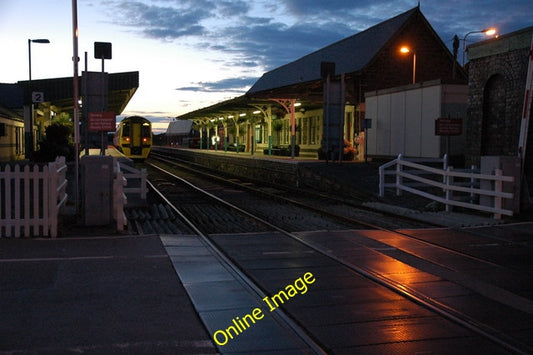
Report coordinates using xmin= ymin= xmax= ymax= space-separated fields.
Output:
xmin=417 ymin=0 xmax=420 ymax=8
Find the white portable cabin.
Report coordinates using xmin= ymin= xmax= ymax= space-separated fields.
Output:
xmin=365 ymin=80 xmax=468 ymax=159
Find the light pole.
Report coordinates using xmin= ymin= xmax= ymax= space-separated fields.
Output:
xmin=462 ymin=28 xmax=496 ymax=65
xmin=400 ymin=46 xmax=416 ymax=84
xmin=26 ymin=38 xmax=50 ymax=159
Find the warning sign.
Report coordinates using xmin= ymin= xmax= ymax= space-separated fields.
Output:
xmin=88 ymin=111 xmax=116 ymax=132
xmin=435 ymin=118 xmax=462 ymax=136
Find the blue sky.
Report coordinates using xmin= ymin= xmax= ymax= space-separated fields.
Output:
xmin=1 ymin=0 xmax=531 ymax=132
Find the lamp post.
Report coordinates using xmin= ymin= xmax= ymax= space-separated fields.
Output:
xmin=26 ymin=38 xmax=50 ymax=158
xmin=462 ymin=28 xmax=496 ymax=65
xmin=400 ymin=46 xmax=416 ymax=84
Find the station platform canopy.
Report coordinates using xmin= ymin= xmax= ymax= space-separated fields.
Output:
xmin=14 ymin=71 xmax=139 ymax=117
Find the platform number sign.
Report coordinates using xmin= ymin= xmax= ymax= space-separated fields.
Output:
xmin=32 ymin=91 xmax=44 ymax=103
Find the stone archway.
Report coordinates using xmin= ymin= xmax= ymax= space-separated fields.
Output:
xmin=481 ymin=74 xmax=507 ymax=156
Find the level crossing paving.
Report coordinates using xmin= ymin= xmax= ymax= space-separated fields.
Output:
xmin=161 ymin=228 xmax=531 ymax=353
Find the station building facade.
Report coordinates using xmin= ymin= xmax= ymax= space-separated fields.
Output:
xmin=176 ymin=7 xmax=468 ymax=160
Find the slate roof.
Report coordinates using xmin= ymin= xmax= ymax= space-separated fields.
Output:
xmin=248 ymin=7 xmax=419 ymax=94
xmin=166 ymin=119 xmax=193 ymax=135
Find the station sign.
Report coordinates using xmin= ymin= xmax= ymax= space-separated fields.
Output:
xmin=88 ymin=111 xmax=116 ymax=132
xmin=32 ymin=91 xmax=44 ymax=103
xmin=435 ymin=118 xmax=462 ymax=136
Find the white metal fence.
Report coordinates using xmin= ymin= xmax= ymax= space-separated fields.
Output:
xmin=113 ymin=161 xmax=147 ymax=232
xmin=1 ymin=156 xmax=68 ymax=237
xmin=113 ymin=162 xmax=127 ymax=232
xmin=379 ymin=154 xmax=515 ymax=219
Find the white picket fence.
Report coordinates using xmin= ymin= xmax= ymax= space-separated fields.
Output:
xmin=379 ymin=154 xmax=515 ymax=219
xmin=1 ymin=156 xmax=68 ymax=238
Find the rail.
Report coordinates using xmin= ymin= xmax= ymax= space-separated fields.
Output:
xmin=1 ymin=156 xmax=68 ymax=238
xmin=379 ymin=154 xmax=515 ymax=219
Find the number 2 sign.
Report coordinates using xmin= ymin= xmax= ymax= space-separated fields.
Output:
xmin=32 ymin=91 xmax=44 ymax=103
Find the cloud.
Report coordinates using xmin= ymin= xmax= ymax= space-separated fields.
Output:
xmin=176 ymin=77 xmax=257 ymax=93
xmin=110 ymin=1 xmax=211 ymax=39
xmin=103 ymin=0 xmax=533 ymax=95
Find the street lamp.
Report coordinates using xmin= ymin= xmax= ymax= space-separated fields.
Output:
xmin=26 ymin=38 xmax=50 ymax=158
xmin=462 ymin=28 xmax=496 ymax=65
xmin=400 ymin=46 xmax=416 ymax=84
xmin=29 ymin=39 xmax=50 ymax=81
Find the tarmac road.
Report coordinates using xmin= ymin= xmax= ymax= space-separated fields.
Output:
xmin=0 ymin=235 xmax=217 ymax=354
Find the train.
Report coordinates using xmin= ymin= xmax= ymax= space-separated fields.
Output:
xmin=113 ymin=116 xmax=152 ymax=160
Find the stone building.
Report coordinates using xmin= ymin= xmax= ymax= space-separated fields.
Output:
xmin=466 ymin=27 xmax=533 ymax=194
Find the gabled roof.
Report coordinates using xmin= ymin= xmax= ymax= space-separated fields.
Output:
xmin=248 ymin=7 xmax=419 ymax=94
xmin=166 ymin=119 xmax=193 ymax=135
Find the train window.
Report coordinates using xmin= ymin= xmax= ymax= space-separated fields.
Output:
xmin=122 ymin=122 xmax=130 ymax=136
xmin=142 ymin=122 xmax=151 ymax=137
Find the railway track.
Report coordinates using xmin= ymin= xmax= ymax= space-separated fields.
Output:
xmin=134 ymin=157 xmax=533 ymax=353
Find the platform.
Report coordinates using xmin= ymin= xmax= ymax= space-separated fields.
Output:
xmin=151 ymin=147 xmax=506 ymax=227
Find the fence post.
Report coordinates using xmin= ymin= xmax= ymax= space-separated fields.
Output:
xmin=470 ymin=164 xmax=476 ymax=204
xmin=494 ymin=169 xmax=503 ymax=220
xmin=379 ymin=165 xmax=385 ymax=197
xmin=48 ymin=158 xmax=59 ymax=238
xmin=396 ymin=154 xmax=402 ymax=196
xmin=445 ymin=166 xmax=452 ymax=212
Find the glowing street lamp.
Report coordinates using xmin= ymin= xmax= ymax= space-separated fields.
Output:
xmin=400 ymin=46 xmax=416 ymax=84
xmin=462 ymin=28 xmax=497 ymax=65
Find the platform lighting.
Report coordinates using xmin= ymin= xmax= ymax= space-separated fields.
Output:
xmin=228 ymin=115 xmax=234 ymax=119
xmin=239 ymin=113 xmax=246 ymax=117
xmin=294 ymin=102 xmax=302 ymax=107
xmin=462 ymin=28 xmax=497 ymax=65
xmin=399 ymin=46 xmax=416 ymax=84
xmin=218 ymin=117 xmax=224 ymax=120
xmin=253 ymin=110 xmax=261 ymax=115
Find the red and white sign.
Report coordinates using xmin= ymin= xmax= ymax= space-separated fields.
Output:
xmin=435 ymin=118 xmax=462 ymax=136
xmin=88 ymin=111 xmax=116 ymax=132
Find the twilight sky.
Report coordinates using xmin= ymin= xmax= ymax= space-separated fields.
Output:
xmin=1 ymin=0 xmax=531 ymax=132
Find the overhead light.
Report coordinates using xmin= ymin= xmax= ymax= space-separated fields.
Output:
xmin=294 ymin=102 xmax=302 ymax=107
xmin=253 ymin=110 xmax=261 ymax=114
xmin=483 ymin=28 xmax=497 ymax=36
xmin=239 ymin=113 xmax=246 ymax=117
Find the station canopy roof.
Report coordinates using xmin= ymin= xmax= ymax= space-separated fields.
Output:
xmin=176 ymin=7 xmax=425 ymax=124
xmin=12 ymin=71 xmax=139 ymax=117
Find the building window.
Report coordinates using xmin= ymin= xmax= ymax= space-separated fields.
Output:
xmin=0 ymin=123 xmax=5 ymax=137
xmin=255 ymin=125 xmax=262 ymax=143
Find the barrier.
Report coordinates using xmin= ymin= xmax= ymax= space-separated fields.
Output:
xmin=1 ymin=156 xmax=68 ymax=237
xmin=379 ymin=154 xmax=515 ymax=219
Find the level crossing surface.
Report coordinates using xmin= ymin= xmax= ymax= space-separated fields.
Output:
xmin=2 ymin=223 xmax=533 ymax=353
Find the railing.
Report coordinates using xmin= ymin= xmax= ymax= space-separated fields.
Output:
xmin=118 ymin=162 xmax=147 ymax=200
xmin=113 ymin=162 xmax=127 ymax=232
xmin=379 ymin=154 xmax=515 ymax=219
xmin=1 ymin=156 xmax=68 ymax=238
xmin=113 ymin=161 xmax=147 ymax=232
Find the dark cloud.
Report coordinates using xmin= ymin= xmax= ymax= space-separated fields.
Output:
xmin=176 ymin=77 xmax=257 ymax=93
xmin=110 ymin=1 xmax=211 ymax=39
xmin=104 ymin=0 xmax=533 ymax=95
